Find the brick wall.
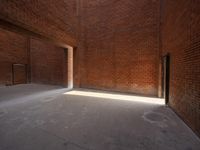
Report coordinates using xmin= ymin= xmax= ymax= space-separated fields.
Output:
xmin=161 ymin=0 xmax=200 ymax=136
xmin=0 ymin=0 xmax=78 ymax=46
xmin=0 ymin=0 xmax=161 ymax=96
xmin=0 ymin=28 xmax=28 ymax=85
xmin=0 ymin=0 xmax=200 ymax=136
xmin=75 ymin=0 xmax=160 ymax=96
xmin=30 ymin=39 xmax=67 ymax=86
xmin=0 ymin=28 xmax=67 ymax=86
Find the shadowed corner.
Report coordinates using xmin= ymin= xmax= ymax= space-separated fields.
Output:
xmin=64 ymin=90 xmax=165 ymax=105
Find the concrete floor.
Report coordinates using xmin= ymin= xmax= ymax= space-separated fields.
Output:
xmin=0 ymin=84 xmax=199 ymax=150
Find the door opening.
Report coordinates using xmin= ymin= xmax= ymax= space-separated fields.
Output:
xmin=12 ymin=63 xmax=27 ymax=85
xmin=162 ymin=54 xmax=170 ymax=105
xmin=63 ymin=47 xmax=73 ymax=88
xmin=68 ymin=47 xmax=73 ymax=89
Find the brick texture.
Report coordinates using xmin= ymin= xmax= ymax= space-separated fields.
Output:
xmin=161 ymin=0 xmax=200 ymax=136
xmin=30 ymin=39 xmax=66 ymax=86
xmin=0 ymin=28 xmax=28 ymax=85
xmin=75 ymin=0 xmax=160 ymax=96
xmin=0 ymin=28 xmax=67 ymax=86
xmin=1 ymin=0 xmax=200 ymax=137
xmin=0 ymin=0 xmax=161 ymax=96
xmin=0 ymin=0 xmax=78 ymax=46
xmin=13 ymin=64 xmax=27 ymax=85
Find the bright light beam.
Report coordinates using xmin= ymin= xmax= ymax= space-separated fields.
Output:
xmin=64 ymin=90 xmax=165 ymax=105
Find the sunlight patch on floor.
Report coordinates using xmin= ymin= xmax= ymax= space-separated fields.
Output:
xmin=64 ymin=90 xmax=165 ymax=105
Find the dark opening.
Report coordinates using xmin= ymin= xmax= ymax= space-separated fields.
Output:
xmin=162 ymin=54 xmax=170 ymax=105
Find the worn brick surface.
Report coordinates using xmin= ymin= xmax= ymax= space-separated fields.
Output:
xmin=161 ymin=0 xmax=200 ymax=136
xmin=0 ymin=0 xmax=78 ymax=46
xmin=0 ymin=0 xmax=160 ymax=96
xmin=0 ymin=28 xmax=66 ymax=86
xmin=0 ymin=28 xmax=28 ymax=85
xmin=76 ymin=0 xmax=160 ymax=96
xmin=13 ymin=64 xmax=27 ymax=85
xmin=30 ymin=39 xmax=66 ymax=85
xmin=0 ymin=0 xmax=200 ymax=137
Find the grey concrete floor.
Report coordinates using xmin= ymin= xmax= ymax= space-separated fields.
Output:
xmin=0 ymin=84 xmax=199 ymax=150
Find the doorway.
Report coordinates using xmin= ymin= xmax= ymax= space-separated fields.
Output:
xmin=162 ymin=54 xmax=170 ymax=105
xmin=68 ymin=47 xmax=73 ymax=89
xmin=12 ymin=64 xmax=27 ymax=85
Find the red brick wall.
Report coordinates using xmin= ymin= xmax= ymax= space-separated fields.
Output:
xmin=1 ymin=0 xmax=200 ymax=137
xmin=75 ymin=0 xmax=160 ymax=96
xmin=161 ymin=0 xmax=200 ymax=136
xmin=30 ymin=39 xmax=67 ymax=85
xmin=0 ymin=0 xmax=78 ymax=46
xmin=0 ymin=28 xmax=67 ymax=86
xmin=0 ymin=0 xmax=161 ymax=96
xmin=0 ymin=28 xmax=28 ymax=85
xmin=0 ymin=0 xmax=79 ymax=86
